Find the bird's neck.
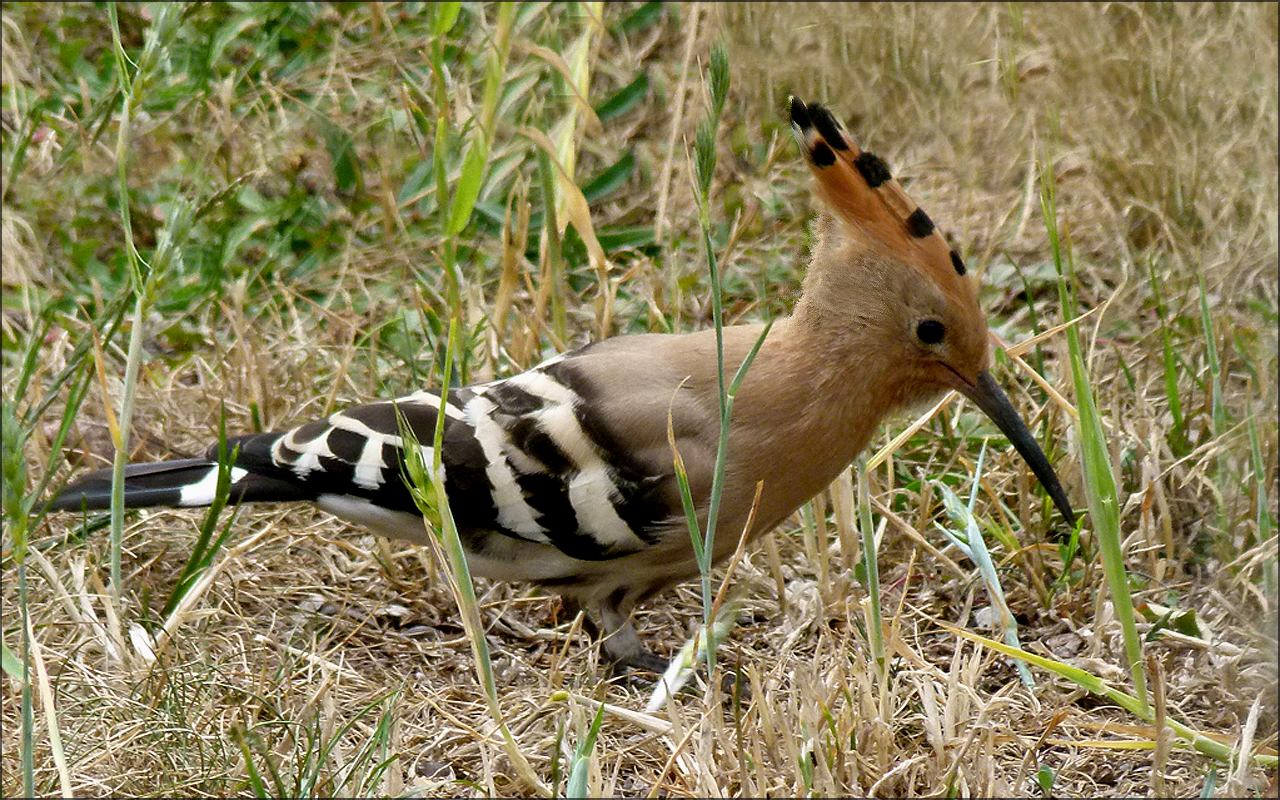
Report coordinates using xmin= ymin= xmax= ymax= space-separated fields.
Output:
xmin=716 ymin=312 xmax=907 ymax=547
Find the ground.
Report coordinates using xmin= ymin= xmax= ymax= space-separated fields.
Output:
xmin=2 ymin=3 xmax=1276 ymax=797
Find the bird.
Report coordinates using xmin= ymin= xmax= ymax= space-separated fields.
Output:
xmin=48 ymin=98 xmax=1076 ymax=673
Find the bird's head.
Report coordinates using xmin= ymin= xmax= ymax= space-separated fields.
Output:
xmin=789 ymin=97 xmax=1076 ymax=529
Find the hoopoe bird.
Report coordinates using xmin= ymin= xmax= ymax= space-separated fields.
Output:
xmin=50 ymin=99 xmax=1075 ymax=672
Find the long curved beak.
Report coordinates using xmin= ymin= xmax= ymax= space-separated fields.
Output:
xmin=959 ymin=370 xmax=1076 ymax=528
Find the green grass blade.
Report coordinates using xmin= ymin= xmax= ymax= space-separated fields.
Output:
xmin=433 ymin=1 xmax=461 ymax=36
xmin=612 ymin=1 xmax=664 ymax=36
xmin=948 ymin=625 xmax=1277 ymax=768
xmin=445 ymin=3 xmax=515 ymax=239
xmin=1197 ymin=272 xmax=1231 ymax=534
xmin=671 ymin=435 xmax=706 ymax=567
xmin=1200 ymin=769 xmax=1219 ymax=798
xmin=20 ymin=292 xmax=131 ymax=430
xmin=729 ymin=321 xmax=774 ymax=396
xmin=1146 ymin=259 xmax=1187 ymax=453
xmin=0 ymin=641 xmax=21 ymax=679
xmin=162 ymin=406 xmax=242 ymax=618
xmin=396 ymin=318 xmax=549 ymax=796
xmin=447 ymin=139 xmax=489 ymax=237
xmin=856 ymin=458 xmax=885 ymax=678
xmin=1040 ymin=154 xmax=1148 ymax=714
xmin=305 ymin=690 xmax=396 ymax=796
xmin=594 ymin=73 xmax=649 ymax=123
xmin=934 ymin=443 xmax=1035 ymax=688
xmin=1245 ymin=395 xmax=1276 ymax=601
xmin=1197 ymin=273 xmax=1226 ymax=440
xmin=5 ymin=387 xmax=36 ymax=796
xmin=233 ymin=727 xmax=271 ymax=798
xmin=535 ymin=140 xmax=568 ymax=341
xmin=25 ymin=363 xmax=94 ymax=532
xmin=644 ymin=600 xmax=740 ymax=714
xmin=10 ymin=302 xmax=49 ymax=408
xmin=580 ymin=150 xmax=637 ymax=203
xmin=565 ymin=700 xmax=606 ymax=798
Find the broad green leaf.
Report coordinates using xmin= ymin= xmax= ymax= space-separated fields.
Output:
xmin=1034 ymin=765 xmax=1056 ymax=795
xmin=612 ymin=1 xmax=663 ymax=35
xmin=594 ymin=73 xmax=648 ymax=123
xmin=446 ymin=138 xmax=488 ymax=236
xmin=1 ymin=641 xmax=22 ymax=679
xmin=324 ymin=124 xmax=360 ymax=194
xmin=581 ymin=151 xmax=635 ymax=203
xmin=1139 ymin=602 xmax=1204 ymax=640
xmin=432 ymin=2 xmax=461 ymax=37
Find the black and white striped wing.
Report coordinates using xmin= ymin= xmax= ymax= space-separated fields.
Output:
xmin=230 ymin=360 xmax=672 ymax=561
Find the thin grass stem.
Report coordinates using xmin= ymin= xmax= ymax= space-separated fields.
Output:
xmin=947 ymin=625 xmax=1277 ymax=768
xmin=4 ymin=395 xmax=35 ymax=794
xmin=1245 ymin=395 xmax=1276 ymax=601
xmin=1039 ymin=153 xmax=1148 ymax=713
xmin=934 ymin=443 xmax=1036 ymax=688
xmin=1197 ymin=273 xmax=1230 ymax=535
xmin=397 ymin=318 xmax=549 ymax=796
xmin=104 ymin=2 xmax=184 ymax=602
xmin=856 ymin=457 xmax=885 ymax=680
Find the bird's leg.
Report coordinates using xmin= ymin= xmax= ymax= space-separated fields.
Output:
xmin=558 ymin=595 xmax=652 ymax=670
xmin=589 ymin=592 xmax=669 ymax=674
xmin=612 ymin=646 xmax=670 ymax=675
xmin=560 ymin=596 xmax=657 ymax=669
xmin=598 ymin=593 xmax=749 ymax=698
xmin=557 ymin=597 xmax=600 ymax=640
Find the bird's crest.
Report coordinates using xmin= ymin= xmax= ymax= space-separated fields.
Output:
xmin=789 ymin=97 xmax=968 ymax=282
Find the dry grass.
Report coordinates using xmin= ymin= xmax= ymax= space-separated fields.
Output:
xmin=2 ymin=2 xmax=1276 ymax=796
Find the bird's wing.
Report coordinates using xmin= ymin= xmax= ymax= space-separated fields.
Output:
xmin=224 ymin=350 xmax=681 ymax=561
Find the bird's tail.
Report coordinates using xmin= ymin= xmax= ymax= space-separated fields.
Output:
xmin=47 ymin=458 xmax=311 ymax=513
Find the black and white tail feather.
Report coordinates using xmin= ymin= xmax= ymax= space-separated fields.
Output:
xmin=51 ymin=350 xmax=673 ymax=568
xmin=46 ymin=458 xmax=307 ymax=510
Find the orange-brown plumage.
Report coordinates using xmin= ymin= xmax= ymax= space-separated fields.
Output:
xmin=789 ymin=97 xmax=972 ymax=313
xmin=787 ymin=97 xmax=989 ymax=390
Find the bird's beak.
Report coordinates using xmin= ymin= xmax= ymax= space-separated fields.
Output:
xmin=958 ymin=369 xmax=1076 ymax=528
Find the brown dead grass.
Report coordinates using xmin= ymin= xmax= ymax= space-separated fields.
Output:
xmin=3 ymin=2 xmax=1277 ymax=797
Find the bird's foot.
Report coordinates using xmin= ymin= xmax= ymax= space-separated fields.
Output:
xmin=609 ymin=649 xmax=751 ymax=702
xmin=611 ymin=648 xmax=670 ymax=676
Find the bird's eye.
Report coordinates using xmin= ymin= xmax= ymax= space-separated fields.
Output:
xmin=916 ymin=319 xmax=945 ymax=345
